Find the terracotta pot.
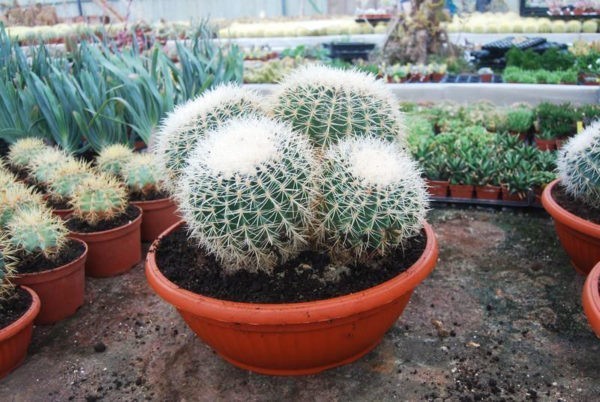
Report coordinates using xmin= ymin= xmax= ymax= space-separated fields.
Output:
xmin=13 ymin=240 xmax=87 ymax=325
xmin=425 ymin=179 xmax=448 ymax=197
xmin=0 ymin=286 xmax=40 ymax=379
xmin=52 ymin=208 xmax=74 ymax=220
xmin=583 ymin=262 xmax=600 ymax=337
xmin=501 ymin=186 xmax=526 ymax=203
xmin=509 ymin=131 xmax=528 ymax=142
xmin=146 ymin=220 xmax=438 ymax=375
xmin=449 ymin=184 xmax=474 ymax=199
xmin=131 ymin=198 xmax=180 ymax=242
xmin=479 ymin=74 xmax=492 ymax=83
xmin=475 ymin=185 xmax=501 ymax=200
xmin=69 ymin=206 xmax=143 ymax=278
xmin=555 ymin=138 xmax=568 ymax=149
xmin=542 ymin=180 xmax=600 ymax=275
xmin=534 ymin=138 xmax=557 ymax=151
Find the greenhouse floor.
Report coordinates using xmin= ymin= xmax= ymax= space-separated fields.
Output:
xmin=1 ymin=207 xmax=599 ymax=401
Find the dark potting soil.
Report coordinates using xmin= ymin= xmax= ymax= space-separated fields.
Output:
xmin=0 ymin=138 xmax=9 ymax=158
xmin=46 ymin=197 xmax=72 ymax=210
xmin=155 ymin=225 xmax=427 ymax=303
xmin=129 ymin=189 xmax=171 ymax=202
xmin=552 ymin=185 xmax=600 ymax=225
xmin=0 ymin=287 xmax=32 ymax=329
xmin=15 ymin=239 xmax=85 ymax=274
xmin=66 ymin=205 xmax=140 ymax=233
xmin=77 ymin=150 xmax=99 ymax=164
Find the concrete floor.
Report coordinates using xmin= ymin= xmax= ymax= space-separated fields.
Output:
xmin=1 ymin=207 xmax=598 ymax=401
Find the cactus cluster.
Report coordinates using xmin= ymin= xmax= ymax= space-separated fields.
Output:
xmin=153 ymin=84 xmax=266 ymax=191
xmin=29 ymin=147 xmax=74 ymax=185
xmin=70 ymin=174 xmax=128 ymax=225
xmin=7 ymin=137 xmax=48 ymax=169
xmin=47 ymin=159 xmax=95 ymax=202
xmin=176 ymin=117 xmax=316 ymax=271
xmin=6 ymin=205 xmax=68 ymax=257
xmin=122 ymin=154 xmax=164 ymax=195
xmin=96 ymin=144 xmax=134 ymax=177
xmin=273 ymin=65 xmax=404 ymax=148
xmin=0 ymin=239 xmax=16 ymax=303
xmin=317 ymin=137 xmax=428 ymax=261
xmin=0 ymin=182 xmax=44 ymax=227
xmin=557 ymin=121 xmax=600 ymax=208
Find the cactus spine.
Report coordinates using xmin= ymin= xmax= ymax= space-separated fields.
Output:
xmin=0 ymin=182 xmax=44 ymax=228
xmin=96 ymin=144 xmax=134 ymax=177
xmin=7 ymin=137 xmax=48 ymax=169
xmin=122 ymin=154 xmax=164 ymax=195
xmin=47 ymin=159 xmax=95 ymax=202
xmin=0 ymin=238 xmax=17 ymax=303
xmin=70 ymin=174 xmax=128 ymax=226
xmin=176 ymin=117 xmax=316 ymax=272
xmin=557 ymin=121 xmax=600 ymax=208
xmin=317 ymin=137 xmax=428 ymax=261
xmin=29 ymin=147 xmax=73 ymax=185
xmin=273 ymin=65 xmax=404 ymax=148
xmin=153 ymin=84 xmax=266 ymax=191
xmin=6 ymin=205 xmax=68 ymax=257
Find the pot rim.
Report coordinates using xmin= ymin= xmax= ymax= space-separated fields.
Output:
xmin=146 ymin=220 xmax=438 ymax=325
xmin=67 ymin=205 xmax=143 ymax=239
xmin=130 ymin=197 xmax=176 ymax=210
xmin=542 ymin=179 xmax=600 ymax=239
xmin=583 ymin=262 xmax=600 ymax=335
xmin=13 ymin=238 xmax=88 ymax=284
xmin=0 ymin=286 xmax=40 ymax=340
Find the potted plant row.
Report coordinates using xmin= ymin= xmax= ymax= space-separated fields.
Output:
xmin=146 ymin=67 xmax=439 ymax=375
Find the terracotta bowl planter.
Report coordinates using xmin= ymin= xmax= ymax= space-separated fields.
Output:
xmin=69 ymin=206 xmax=143 ymax=278
xmin=0 ymin=286 xmax=40 ymax=379
xmin=146 ymin=221 xmax=438 ymax=376
xmin=583 ymin=262 xmax=600 ymax=337
xmin=449 ymin=184 xmax=474 ymax=199
xmin=542 ymin=179 xmax=600 ymax=275
xmin=131 ymin=198 xmax=180 ymax=243
xmin=14 ymin=239 xmax=88 ymax=325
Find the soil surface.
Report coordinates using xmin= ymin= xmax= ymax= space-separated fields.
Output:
xmin=46 ymin=197 xmax=72 ymax=211
xmin=552 ymin=184 xmax=600 ymax=224
xmin=156 ymin=226 xmax=425 ymax=303
xmin=129 ymin=189 xmax=171 ymax=202
xmin=65 ymin=205 xmax=140 ymax=233
xmin=0 ymin=287 xmax=32 ymax=328
xmin=15 ymin=240 xmax=86 ymax=274
xmin=1 ymin=207 xmax=599 ymax=401
xmin=0 ymin=139 xmax=9 ymax=158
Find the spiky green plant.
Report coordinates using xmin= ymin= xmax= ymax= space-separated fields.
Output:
xmin=153 ymin=84 xmax=266 ymax=191
xmin=47 ymin=159 xmax=95 ymax=202
xmin=96 ymin=144 xmax=134 ymax=177
xmin=0 ymin=183 xmax=44 ymax=228
xmin=176 ymin=116 xmax=316 ymax=272
xmin=0 ymin=239 xmax=17 ymax=304
xmin=7 ymin=137 xmax=48 ymax=169
xmin=28 ymin=147 xmax=73 ymax=185
xmin=317 ymin=137 xmax=428 ymax=261
xmin=6 ymin=205 xmax=68 ymax=257
xmin=557 ymin=121 xmax=600 ymax=208
xmin=273 ymin=65 xmax=404 ymax=148
xmin=122 ymin=153 xmax=164 ymax=195
xmin=70 ymin=174 xmax=128 ymax=226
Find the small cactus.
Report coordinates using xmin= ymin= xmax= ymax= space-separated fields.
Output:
xmin=0 ymin=239 xmax=17 ymax=303
xmin=153 ymin=84 xmax=266 ymax=190
xmin=96 ymin=144 xmax=134 ymax=177
xmin=176 ymin=116 xmax=316 ymax=272
xmin=557 ymin=121 xmax=600 ymax=208
xmin=47 ymin=160 xmax=95 ymax=202
xmin=273 ymin=65 xmax=404 ymax=148
xmin=7 ymin=137 xmax=48 ymax=169
xmin=122 ymin=154 xmax=164 ymax=195
xmin=29 ymin=147 xmax=73 ymax=185
xmin=6 ymin=205 xmax=68 ymax=257
xmin=0 ymin=183 xmax=44 ymax=228
xmin=317 ymin=136 xmax=428 ymax=262
xmin=70 ymin=174 xmax=128 ymax=226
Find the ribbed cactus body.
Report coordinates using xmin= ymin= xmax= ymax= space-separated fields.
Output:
xmin=7 ymin=206 xmax=68 ymax=257
xmin=558 ymin=121 xmax=600 ymax=208
xmin=317 ymin=137 xmax=428 ymax=261
xmin=0 ymin=183 xmax=44 ymax=227
xmin=0 ymin=241 xmax=16 ymax=303
xmin=47 ymin=160 xmax=94 ymax=201
xmin=7 ymin=137 xmax=48 ymax=169
xmin=96 ymin=144 xmax=134 ymax=177
xmin=122 ymin=154 xmax=164 ymax=195
xmin=154 ymin=84 xmax=266 ymax=191
xmin=29 ymin=148 xmax=73 ymax=184
xmin=273 ymin=65 xmax=404 ymax=148
xmin=176 ymin=117 xmax=316 ymax=271
xmin=70 ymin=175 xmax=128 ymax=225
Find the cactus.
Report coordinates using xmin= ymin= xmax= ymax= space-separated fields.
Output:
xmin=0 ymin=239 xmax=16 ymax=303
xmin=317 ymin=136 xmax=428 ymax=261
xmin=153 ymin=84 xmax=266 ymax=191
xmin=7 ymin=137 xmax=48 ymax=169
xmin=273 ymin=65 xmax=404 ymax=148
xmin=29 ymin=147 xmax=73 ymax=185
xmin=557 ymin=121 xmax=600 ymax=208
xmin=0 ymin=183 xmax=44 ymax=228
xmin=70 ymin=174 xmax=128 ymax=226
xmin=176 ymin=116 xmax=316 ymax=272
xmin=47 ymin=160 xmax=95 ymax=202
xmin=6 ymin=205 xmax=68 ymax=257
xmin=122 ymin=153 xmax=164 ymax=195
xmin=96 ymin=144 xmax=134 ymax=177
xmin=582 ymin=20 xmax=598 ymax=34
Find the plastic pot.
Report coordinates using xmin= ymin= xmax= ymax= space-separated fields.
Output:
xmin=52 ymin=208 xmax=73 ymax=220
xmin=146 ymin=220 xmax=438 ymax=376
xmin=0 ymin=286 xmax=40 ymax=379
xmin=131 ymin=198 xmax=180 ymax=243
xmin=69 ymin=206 xmax=143 ymax=278
xmin=583 ymin=262 xmax=600 ymax=337
xmin=449 ymin=184 xmax=474 ymax=199
xmin=475 ymin=185 xmax=501 ymax=200
xmin=14 ymin=239 xmax=87 ymax=324
xmin=542 ymin=179 xmax=600 ymax=275
xmin=534 ymin=138 xmax=557 ymax=151
xmin=426 ymin=180 xmax=449 ymax=197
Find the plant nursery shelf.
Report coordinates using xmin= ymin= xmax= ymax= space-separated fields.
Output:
xmin=429 ymin=196 xmax=542 ymax=209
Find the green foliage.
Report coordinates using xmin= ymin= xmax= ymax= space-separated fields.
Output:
xmin=536 ymin=102 xmax=577 ymax=138
xmin=6 ymin=205 xmax=68 ymax=257
xmin=506 ymin=107 xmax=534 ymax=134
